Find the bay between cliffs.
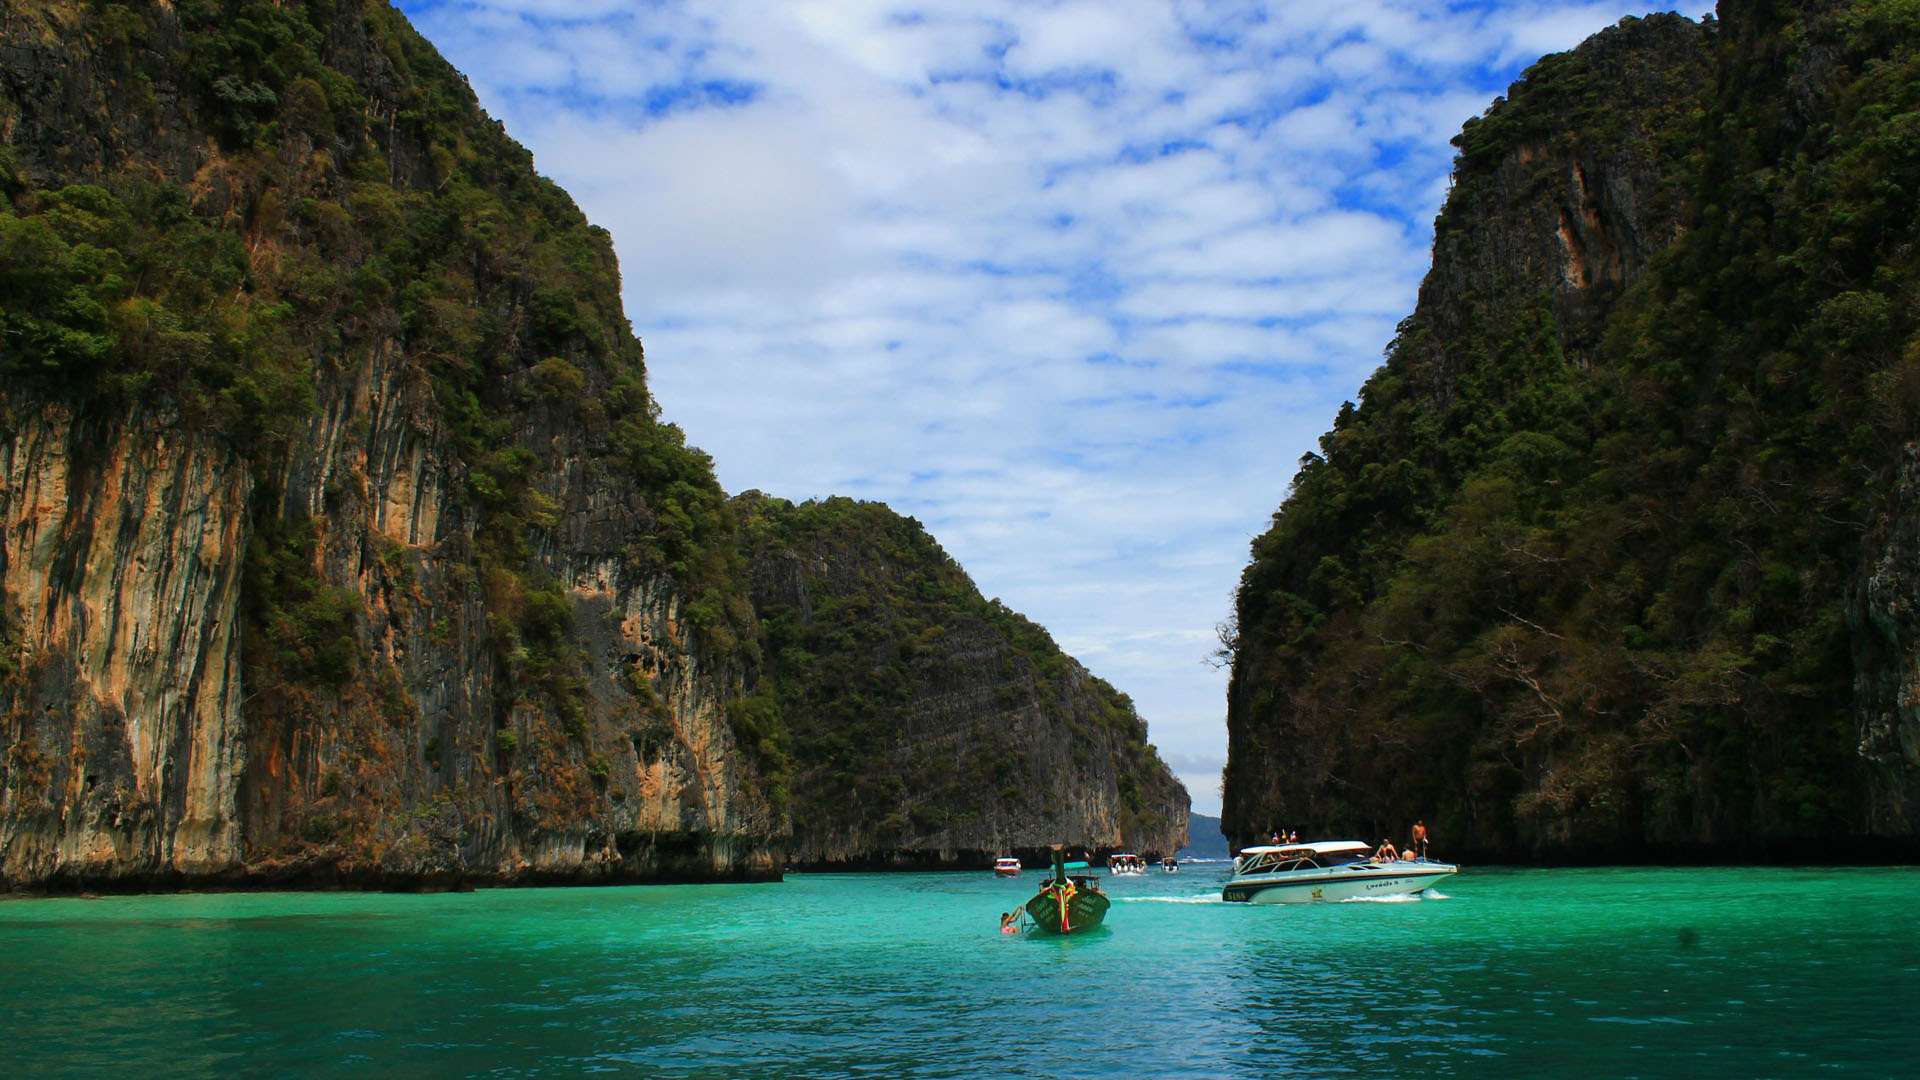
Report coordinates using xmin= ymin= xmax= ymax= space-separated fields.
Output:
xmin=4 ymin=865 xmax=1916 ymax=1076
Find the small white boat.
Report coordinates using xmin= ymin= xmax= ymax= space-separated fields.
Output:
xmin=993 ymin=857 xmax=1022 ymax=877
xmin=1160 ymin=857 xmax=1178 ymax=873
xmin=1106 ymin=853 xmax=1147 ymax=875
xmin=1222 ymin=841 xmax=1456 ymax=903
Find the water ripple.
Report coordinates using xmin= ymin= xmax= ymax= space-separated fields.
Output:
xmin=0 ymin=866 xmax=1916 ymax=1076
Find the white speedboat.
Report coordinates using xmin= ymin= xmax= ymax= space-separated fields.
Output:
xmin=1107 ymin=853 xmax=1147 ymax=875
xmin=993 ymin=857 xmax=1022 ymax=877
xmin=1221 ymin=841 xmax=1457 ymax=903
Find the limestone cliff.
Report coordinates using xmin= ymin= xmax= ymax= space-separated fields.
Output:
xmin=1224 ymin=5 xmax=1920 ymax=860
xmin=1 ymin=408 xmax=250 ymax=881
xmin=738 ymin=494 xmax=1188 ymax=866
xmin=0 ymin=0 xmax=779 ymax=889
xmin=1853 ymin=443 xmax=1920 ymax=834
xmin=0 ymin=0 xmax=1189 ymax=889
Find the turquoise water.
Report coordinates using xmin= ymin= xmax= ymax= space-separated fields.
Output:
xmin=4 ymin=865 xmax=1917 ymax=1076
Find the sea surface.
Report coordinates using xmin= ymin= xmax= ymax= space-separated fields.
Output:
xmin=4 ymin=864 xmax=1916 ymax=1077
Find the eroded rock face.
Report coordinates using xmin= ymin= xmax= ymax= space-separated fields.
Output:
xmin=1223 ymin=15 xmax=1714 ymax=857
xmin=0 ymin=0 xmax=1186 ymax=890
xmin=1853 ymin=443 xmax=1920 ymax=834
xmin=1224 ymin=6 xmax=1920 ymax=860
xmin=0 ymin=407 xmax=248 ymax=885
xmin=224 ymin=347 xmax=782 ymax=890
xmin=0 ymin=338 xmax=782 ymax=892
xmin=738 ymin=496 xmax=1189 ymax=867
xmin=1419 ymin=14 xmax=1711 ymax=367
xmin=0 ymin=0 xmax=780 ymax=890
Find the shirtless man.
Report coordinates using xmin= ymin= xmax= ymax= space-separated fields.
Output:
xmin=1411 ymin=820 xmax=1430 ymax=858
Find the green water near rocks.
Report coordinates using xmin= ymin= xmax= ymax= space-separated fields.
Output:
xmin=3 ymin=865 xmax=1916 ymax=1076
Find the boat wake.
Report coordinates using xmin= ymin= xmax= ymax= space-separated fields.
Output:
xmin=1115 ymin=895 xmax=1224 ymax=905
xmin=1339 ymin=893 xmax=1425 ymax=903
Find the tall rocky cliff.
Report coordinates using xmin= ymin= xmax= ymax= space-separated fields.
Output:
xmin=738 ymin=494 xmax=1188 ymax=866
xmin=0 ymin=0 xmax=1186 ymax=890
xmin=1224 ymin=3 xmax=1920 ymax=861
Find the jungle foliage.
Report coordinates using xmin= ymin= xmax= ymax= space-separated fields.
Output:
xmin=0 ymin=0 xmax=759 ymax=774
xmin=1226 ymin=4 xmax=1920 ymax=856
xmin=1 ymin=0 xmax=1191 ymax=849
xmin=737 ymin=494 xmax=1174 ymax=853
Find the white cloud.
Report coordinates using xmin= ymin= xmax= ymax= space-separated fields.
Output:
xmin=400 ymin=0 xmax=1717 ymax=814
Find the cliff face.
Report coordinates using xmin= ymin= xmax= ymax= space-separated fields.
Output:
xmin=0 ymin=0 xmax=1189 ymax=889
xmin=739 ymin=495 xmax=1188 ymax=865
xmin=1 ymin=408 xmax=249 ymax=881
xmin=0 ymin=0 xmax=778 ymax=889
xmin=1853 ymin=443 xmax=1920 ymax=834
xmin=226 ymin=340 xmax=780 ymax=889
xmin=1224 ymin=4 xmax=1920 ymax=860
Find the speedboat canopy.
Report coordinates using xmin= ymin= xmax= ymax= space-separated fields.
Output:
xmin=1237 ymin=841 xmax=1370 ymax=857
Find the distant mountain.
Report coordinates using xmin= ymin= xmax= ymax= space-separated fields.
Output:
xmin=1179 ymin=813 xmax=1229 ymax=860
xmin=735 ymin=493 xmax=1189 ymax=866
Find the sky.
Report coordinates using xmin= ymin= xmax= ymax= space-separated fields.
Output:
xmin=398 ymin=0 xmax=1714 ymax=815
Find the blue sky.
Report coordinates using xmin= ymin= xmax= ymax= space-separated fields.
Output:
xmin=398 ymin=0 xmax=1714 ymax=814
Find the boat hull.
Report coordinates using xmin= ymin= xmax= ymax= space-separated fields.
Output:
xmin=1222 ymin=864 xmax=1456 ymax=904
xmin=1024 ymin=887 xmax=1111 ymax=933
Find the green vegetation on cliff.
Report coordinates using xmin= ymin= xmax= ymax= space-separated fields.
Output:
xmin=0 ymin=0 xmax=777 ymax=881
xmin=0 ymin=0 xmax=1190 ymax=883
xmin=2 ymin=0 xmax=765 ymax=818
xmin=1225 ymin=4 xmax=1920 ymax=857
xmin=737 ymin=494 xmax=1185 ymax=860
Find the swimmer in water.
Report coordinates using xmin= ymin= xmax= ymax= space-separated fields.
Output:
xmin=1000 ymin=911 xmax=1019 ymax=934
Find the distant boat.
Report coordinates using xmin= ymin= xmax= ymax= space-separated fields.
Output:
xmin=1222 ymin=841 xmax=1457 ymax=903
xmin=1161 ymin=857 xmax=1178 ymax=873
xmin=993 ymin=856 xmax=1022 ymax=877
xmin=1106 ymin=853 xmax=1147 ymax=875
xmin=1024 ymin=852 xmax=1110 ymax=934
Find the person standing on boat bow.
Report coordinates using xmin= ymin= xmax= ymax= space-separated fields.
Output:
xmin=1411 ymin=820 xmax=1429 ymax=859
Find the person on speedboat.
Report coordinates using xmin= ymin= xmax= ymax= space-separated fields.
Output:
xmin=1373 ymin=839 xmax=1398 ymax=861
xmin=1411 ymin=820 xmax=1430 ymax=858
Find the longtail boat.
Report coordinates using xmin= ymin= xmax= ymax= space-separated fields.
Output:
xmin=1023 ymin=851 xmax=1110 ymax=934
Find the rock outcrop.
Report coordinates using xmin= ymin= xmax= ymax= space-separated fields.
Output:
xmin=0 ymin=0 xmax=781 ymax=890
xmin=1 ymin=407 xmax=250 ymax=883
xmin=0 ymin=0 xmax=1187 ymax=889
xmin=1224 ymin=5 xmax=1920 ymax=861
xmin=738 ymin=494 xmax=1188 ymax=866
xmin=1853 ymin=443 xmax=1920 ymax=834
